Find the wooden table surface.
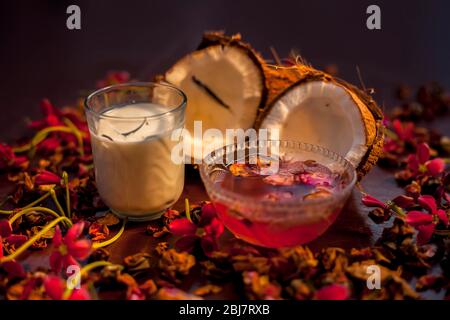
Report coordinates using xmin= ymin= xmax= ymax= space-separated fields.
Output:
xmin=1 ymin=154 xmax=446 ymax=299
xmin=0 ymin=162 xmax=405 ymax=299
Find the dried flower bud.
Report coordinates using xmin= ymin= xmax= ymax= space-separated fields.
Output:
xmin=158 ymin=249 xmax=195 ymax=281
xmin=88 ymin=248 xmax=110 ymax=263
xmin=392 ymin=195 xmax=415 ymax=208
xmin=405 ymin=181 xmax=421 ymax=197
xmin=369 ymin=207 xmax=391 ymax=224
xmin=124 ymin=253 xmax=152 ymax=275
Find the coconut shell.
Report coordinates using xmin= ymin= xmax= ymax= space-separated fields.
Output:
xmin=196 ymin=31 xmax=268 ymax=110
xmin=256 ymin=64 xmax=384 ymax=179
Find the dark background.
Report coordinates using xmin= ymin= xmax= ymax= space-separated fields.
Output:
xmin=1 ymin=0 xmax=449 ymax=141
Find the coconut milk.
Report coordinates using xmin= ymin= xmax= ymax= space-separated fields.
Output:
xmin=90 ymin=103 xmax=184 ymax=219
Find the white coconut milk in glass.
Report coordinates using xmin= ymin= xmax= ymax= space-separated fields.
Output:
xmin=85 ymin=83 xmax=186 ymax=221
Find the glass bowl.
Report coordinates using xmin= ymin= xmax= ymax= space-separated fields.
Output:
xmin=199 ymin=140 xmax=357 ymax=248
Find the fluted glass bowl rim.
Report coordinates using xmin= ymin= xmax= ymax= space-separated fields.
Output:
xmin=199 ymin=140 xmax=357 ymax=216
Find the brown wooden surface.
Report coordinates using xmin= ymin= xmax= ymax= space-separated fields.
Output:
xmin=0 ymin=161 xmax=433 ymax=299
xmin=0 ymin=163 xmax=397 ymax=299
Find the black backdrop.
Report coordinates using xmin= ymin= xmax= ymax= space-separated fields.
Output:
xmin=1 ymin=0 xmax=449 ymax=140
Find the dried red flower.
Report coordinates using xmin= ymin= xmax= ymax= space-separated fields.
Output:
xmin=1 ymin=217 xmax=29 ymax=251
xmin=263 ymin=173 xmax=295 ymax=186
xmin=315 ymin=284 xmax=349 ymax=300
xmin=392 ymin=195 xmax=416 ymax=208
xmin=5 ymin=234 xmax=28 ymax=248
xmin=392 ymin=119 xmax=415 ymax=143
xmin=0 ymin=144 xmax=16 ymax=169
xmin=407 ymin=143 xmax=445 ymax=178
xmin=25 ymin=98 xmax=91 ymax=160
xmin=169 ymin=203 xmax=223 ymax=256
xmin=0 ymin=143 xmax=28 ymax=170
xmin=0 ymin=220 xmax=27 ymax=278
xmin=28 ymin=99 xmax=63 ymax=130
xmin=36 ymin=137 xmax=61 ymax=154
xmin=243 ymin=271 xmax=282 ymax=300
xmin=406 ymin=195 xmax=449 ymax=245
xmin=49 ymin=222 xmax=92 ymax=273
xmin=1 ymin=259 xmax=26 ymax=278
xmin=89 ymin=222 xmax=109 ymax=241
xmin=34 ymin=170 xmax=62 ymax=185
xmin=297 ymin=172 xmax=334 ymax=187
xmin=382 ymin=119 xmax=416 ymax=159
xmin=0 ymin=219 xmax=12 ymax=238
xmin=361 ymin=194 xmax=388 ymax=209
xmin=158 ymin=249 xmax=196 ymax=281
xmin=44 ymin=275 xmax=90 ymax=300
xmin=0 ymin=235 xmax=27 ymax=278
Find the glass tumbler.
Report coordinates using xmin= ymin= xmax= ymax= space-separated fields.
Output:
xmin=85 ymin=82 xmax=186 ymax=221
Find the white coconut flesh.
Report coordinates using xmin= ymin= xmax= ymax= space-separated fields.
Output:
xmin=259 ymin=81 xmax=376 ymax=168
xmin=165 ymin=45 xmax=264 ymax=159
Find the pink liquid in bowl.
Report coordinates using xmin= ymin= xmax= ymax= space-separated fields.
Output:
xmin=215 ymin=203 xmax=341 ymax=248
xmin=207 ymin=159 xmax=350 ymax=248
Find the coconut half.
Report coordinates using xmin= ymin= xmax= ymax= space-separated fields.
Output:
xmin=165 ymin=32 xmax=267 ymax=161
xmin=257 ymin=66 xmax=384 ymax=179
